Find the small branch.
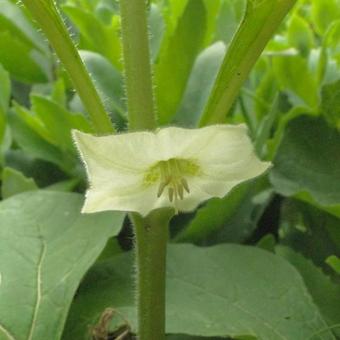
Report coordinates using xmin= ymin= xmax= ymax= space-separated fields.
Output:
xmin=22 ymin=0 xmax=114 ymax=134
xmin=199 ymin=0 xmax=297 ymax=126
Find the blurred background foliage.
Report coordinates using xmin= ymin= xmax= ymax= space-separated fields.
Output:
xmin=0 ymin=0 xmax=339 ymax=339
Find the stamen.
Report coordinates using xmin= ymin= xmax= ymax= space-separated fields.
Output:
xmin=157 ymin=177 xmax=170 ymax=197
xmin=151 ymin=158 xmax=199 ymax=204
xmin=181 ymin=178 xmax=190 ymax=193
xmin=177 ymin=183 xmax=184 ymax=200
xmin=168 ymin=187 xmax=174 ymax=202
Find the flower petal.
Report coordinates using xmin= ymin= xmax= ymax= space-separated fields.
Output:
xmin=82 ymin=179 xmax=178 ymax=217
xmin=72 ymin=129 xmax=160 ymax=185
xmin=73 ymin=125 xmax=271 ymax=216
xmin=73 ymin=129 xmax=162 ymax=169
xmin=156 ymin=124 xmax=249 ymax=161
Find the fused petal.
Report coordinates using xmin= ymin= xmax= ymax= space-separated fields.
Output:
xmin=73 ymin=125 xmax=271 ymax=217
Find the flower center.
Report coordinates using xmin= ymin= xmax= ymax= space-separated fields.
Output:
xmin=144 ymin=158 xmax=200 ymax=203
xmin=157 ymin=158 xmax=191 ymax=202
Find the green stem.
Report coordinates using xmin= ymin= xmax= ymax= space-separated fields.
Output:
xmin=131 ymin=210 xmax=173 ymax=340
xmin=119 ymin=1 xmax=168 ymax=338
xmin=119 ymin=0 xmax=157 ymax=131
xmin=22 ymin=0 xmax=114 ymax=134
xmin=199 ymin=0 xmax=297 ymax=126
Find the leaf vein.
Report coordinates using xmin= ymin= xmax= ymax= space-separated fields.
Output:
xmin=27 ymin=237 xmax=46 ymax=340
xmin=0 ymin=323 xmax=16 ymax=340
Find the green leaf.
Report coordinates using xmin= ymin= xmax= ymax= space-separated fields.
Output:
xmin=0 ymin=0 xmax=50 ymax=83
xmin=320 ymin=79 xmax=340 ymax=129
xmin=326 ymin=255 xmax=340 ymax=274
xmin=254 ymin=95 xmax=281 ymax=156
xmin=1 ymin=167 xmax=38 ymax=199
xmin=257 ymin=234 xmax=276 ymax=252
xmin=4 ymin=149 xmax=69 ymax=188
xmin=0 ymin=63 xmax=10 ymax=143
xmin=12 ymin=101 xmax=56 ymax=146
xmin=278 ymin=200 xmax=340 ymax=268
xmin=79 ymin=50 xmax=125 ymax=120
xmin=276 ymin=246 xmax=340 ymax=337
xmin=324 ymin=19 xmax=340 ymax=50
xmin=270 ymin=116 xmax=340 ymax=217
xmin=215 ymin=0 xmax=246 ymax=44
xmin=164 ymin=0 xmax=188 ymax=32
xmin=166 ymin=336 xmax=220 ymax=340
xmin=254 ymin=82 xmax=278 ymax=125
xmin=199 ymin=0 xmax=297 ymax=126
xmin=155 ymin=0 xmax=206 ymax=124
xmin=0 ymin=31 xmax=48 ymax=83
xmin=149 ymin=4 xmax=165 ymax=61
xmin=51 ymin=78 xmax=67 ymax=107
xmin=176 ymin=177 xmax=271 ymax=244
xmin=45 ymin=178 xmax=80 ymax=193
xmin=8 ymin=109 xmax=75 ymax=174
xmin=31 ymin=94 xmax=92 ymax=151
xmin=64 ymin=244 xmax=333 ymax=339
xmin=0 ymin=0 xmax=48 ymax=53
xmin=173 ymin=42 xmax=226 ymax=127
xmin=202 ymin=0 xmax=221 ymax=44
xmin=62 ymin=5 xmax=122 ymax=68
xmin=0 ymin=191 xmax=124 ymax=340
xmin=272 ymin=55 xmax=319 ymax=108
xmin=311 ymin=0 xmax=340 ymax=35
xmin=287 ymin=14 xmax=314 ymax=56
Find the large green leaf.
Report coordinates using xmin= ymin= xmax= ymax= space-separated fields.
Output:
xmin=155 ymin=0 xmax=206 ymax=124
xmin=64 ymin=244 xmax=333 ymax=340
xmin=276 ymin=246 xmax=340 ymax=338
xmin=0 ymin=191 xmax=124 ymax=340
xmin=270 ymin=116 xmax=340 ymax=217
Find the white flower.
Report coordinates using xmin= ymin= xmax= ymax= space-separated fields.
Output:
xmin=73 ymin=125 xmax=271 ymax=217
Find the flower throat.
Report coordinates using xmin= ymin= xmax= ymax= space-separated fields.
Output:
xmin=145 ymin=158 xmax=200 ymax=203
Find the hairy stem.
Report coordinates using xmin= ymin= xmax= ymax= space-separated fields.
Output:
xmin=119 ymin=0 xmax=157 ymax=131
xmin=131 ymin=210 xmax=173 ymax=340
xmin=199 ymin=0 xmax=297 ymax=126
xmin=119 ymin=0 xmax=168 ymax=338
xmin=22 ymin=0 xmax=113 ymax=134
